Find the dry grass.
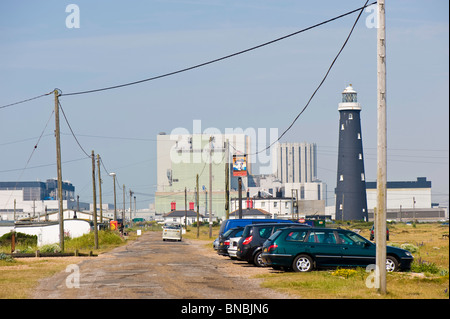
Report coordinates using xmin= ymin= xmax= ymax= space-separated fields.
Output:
xmin=0 ymin=257 xmax=83 ymax=299
xmin=257 ymin=222 xmax=449 ymax=299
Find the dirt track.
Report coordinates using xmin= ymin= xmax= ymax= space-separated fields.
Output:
xmin=32 ymin=231 xmax=294 ymax=299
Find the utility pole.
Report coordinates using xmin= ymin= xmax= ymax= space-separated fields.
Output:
xmin=184 ymin=187 xmax=187 ymax=229
xmin=54 ymin=89 xmax=64 ymax=252
xmin=122 ymin=184 xmax=125 ymax=223
xmin=196 ymin=174 xmax=200 ymax=238
xmin=129 ymin=189 xmax=133 ymax=226
xmin=238 ymin=177 xmax=243 ymax=219
xmin=209 ymin=136 xmax=213 ymax=238
xmin=110 ymin=173 xmax=117 ymax=221
xmin=91 ymin=150 xmax=98 ymax=249
xmin=97 ymin=154 xmax=103 ymax=223
xmin=225 ymin=139 xmax=230 ymax=220
xmin=376 ymin=0 xmax=387 ymax=294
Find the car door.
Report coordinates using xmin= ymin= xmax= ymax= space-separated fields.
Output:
xmin=304 ymin=230 xmax=342 ymax=267
xmin=336 ymin=230 xmax=376 ymax=267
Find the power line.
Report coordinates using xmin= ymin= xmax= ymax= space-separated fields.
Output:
xmin=250 ymin=0 xmax=371 ymax=156
xmin=0 ymin=91 xmax=53 ymax=110
xmin=60 ymin=2 xmax=376 ymax=97
xmin=58 ymin=100 xmax=91 ymax=158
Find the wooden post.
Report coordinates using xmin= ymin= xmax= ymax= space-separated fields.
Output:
xmin=376 ymin=0 xmax=387 ymax=294
xmin=91 ymin=150 xmax=98 ymax=249
xmin=54 ymin=89 xmax=64 ymax=252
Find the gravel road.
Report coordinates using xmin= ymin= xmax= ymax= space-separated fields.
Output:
xmin=32 ymin=231 xmax=294 ymax=299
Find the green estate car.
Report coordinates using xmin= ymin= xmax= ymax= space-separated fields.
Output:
xmin=261 ymin=227 xmax=413 ymax=272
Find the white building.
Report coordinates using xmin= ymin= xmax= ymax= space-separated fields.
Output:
xmin=276 ymin=142 xmax=317 ymax=184
xmin=366 ymin=177 xmax=432 ymax=210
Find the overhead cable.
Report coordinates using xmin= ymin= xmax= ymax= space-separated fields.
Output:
xmin=251 ymin=0 xmax=371 ymax=156
xmin=60 ymin=2 xmax=376 ymax=97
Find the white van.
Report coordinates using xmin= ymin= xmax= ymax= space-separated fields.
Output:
xmin=162 ymin=223 xmax=182 ymax=241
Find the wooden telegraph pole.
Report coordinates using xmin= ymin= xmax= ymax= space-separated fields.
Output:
xmin=97 ymin=154 xmax=103 ymax=223
xmin=91 ymin=150 xmax=98 ymax=249
xmin=196 ymin=174 xmax=200 ymax=238
xmin=225 ymin=139 xmax=230 ymax=220
xmin=54 ymin=89 xmax=65 ymax=252
xmin=376 ymin=0 xmax=387 ymax=294
xmin=209 ymin=136 xmax=213 ymax=238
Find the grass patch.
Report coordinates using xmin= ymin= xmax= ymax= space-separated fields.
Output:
xmin=257 ymin=222 xmax=449 ymax=299
xmin=0 ymin=229 xmax=132 ymax=299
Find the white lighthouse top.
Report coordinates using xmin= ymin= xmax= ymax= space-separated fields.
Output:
xmin=342 ymin=84 xmax=357 ymax=94
xmin=338 ymin=84 xmax=361 ymax=111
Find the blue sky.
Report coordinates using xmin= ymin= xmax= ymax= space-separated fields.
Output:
xmin=0 ymin=0 xmax=448 ymax=209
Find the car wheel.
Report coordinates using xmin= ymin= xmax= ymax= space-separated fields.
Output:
xmin=386 ymin=255 xmax=399 ymax=272
xmin=253 ymin=251 xmax=266 ymax=267
xmin=293 ymin=254 xmax=314 ymax=272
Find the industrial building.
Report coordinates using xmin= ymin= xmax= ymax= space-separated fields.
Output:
xmin=0 ymin=179 xmax=90 ymax=221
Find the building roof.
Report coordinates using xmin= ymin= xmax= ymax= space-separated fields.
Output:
xmin=366 ymin=177 xmax=431 ymax=189
xmin=164 ymin=210 xmax=204 ymax=218
xmin=229 ymin=208 xmax=271 ymax=217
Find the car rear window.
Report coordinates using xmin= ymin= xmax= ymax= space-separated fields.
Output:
xmin=268 ymin=230 xmax=282 ymax=241
xmin=259 ymin=226 xmax=273 ymax=239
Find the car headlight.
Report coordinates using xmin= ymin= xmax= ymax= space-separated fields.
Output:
xmin=404 ymin=251 xmax=413 ymax=257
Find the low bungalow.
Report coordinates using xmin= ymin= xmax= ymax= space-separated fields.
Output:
xmin=228 ymin=208 xmax=272 ymax=219
xmin=163 ymin=210 xmax=205 ymax=225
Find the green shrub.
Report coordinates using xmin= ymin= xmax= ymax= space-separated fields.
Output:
xmin=0 ymin=232 xmax=37 ymax=247
xmin=39 ymin=244 xmax=61 ymax=253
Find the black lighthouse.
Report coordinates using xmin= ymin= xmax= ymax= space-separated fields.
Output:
xmin=335 ymin=84 xmax=368 ymax=221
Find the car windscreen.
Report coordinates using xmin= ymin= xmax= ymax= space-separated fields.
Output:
xmin=164 ymin=224 xmax=181 ymax=229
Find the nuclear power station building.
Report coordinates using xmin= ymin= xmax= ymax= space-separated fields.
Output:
xmin=335 ymin=85 xmax=368 ymax=221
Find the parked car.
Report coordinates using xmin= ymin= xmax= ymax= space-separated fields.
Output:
xmin=261 ymin=227 xmax=413 ymax=272
xmin=217 ymin=226 xmax=244 ymax=257
xmin=236 ymin=223 xmax=310 ymax=267
xmin=370 ymin=225 xmax=390 ymax=241
xmin=213 ymin=237 xmax=219 ymax=250
xmin=162 ymin=223 xmax=183 ymax=241
xmin=227 ymin=236 xmax=242 ymax=259
xmin=218 ymin=218 xmax=298 ymax=242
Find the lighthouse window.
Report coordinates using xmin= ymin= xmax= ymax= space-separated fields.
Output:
xmin=359 ymin=153 xmax=362 ymax=160
xmin=341 ymin=124 xmax=345 ymax=130
xmin=340 ymin=175 xmax=344 ymax=181
xmin=348 ymin=114 xmax=353 ymax=120
xmin=357 ymin=133 xmax=361 ymax=139
xmin=361 ymin=173 xmax=365 ymax=181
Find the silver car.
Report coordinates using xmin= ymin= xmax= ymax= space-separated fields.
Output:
xmin=162 ymin=223 xmax=183 ymax=241
xmin=227 ymin=236 xmax=242 ymax=259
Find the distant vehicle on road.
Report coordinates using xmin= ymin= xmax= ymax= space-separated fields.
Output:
xmin=162 ymin=223 xmax=183 ymax=241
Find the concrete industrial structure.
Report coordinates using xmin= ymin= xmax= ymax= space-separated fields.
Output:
xmin=366 ymin=177 xmax=447 ymax=221
xmin=276 ymin=142 xmax=317 ymax=184
xmin=0 ymin=180 xmax=90 ymax=221
xmin=155 ymin=132 xmax=250 ymax=220
xmin=335 ymin=85 xmax=368 ymax=221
